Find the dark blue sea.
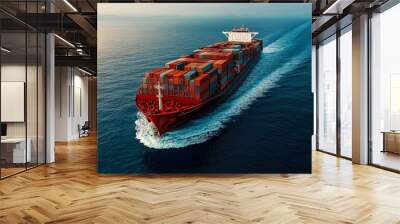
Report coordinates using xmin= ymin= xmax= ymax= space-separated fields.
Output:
xmin=97 ymin=16 xmax=313 ymax=173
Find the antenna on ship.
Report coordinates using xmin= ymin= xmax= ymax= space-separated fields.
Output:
xmin=154 ymin=81 xmax=164 ymax=111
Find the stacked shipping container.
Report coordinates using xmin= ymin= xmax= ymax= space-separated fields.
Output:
xmin=138 ymin=40 xmax=261 ymax=103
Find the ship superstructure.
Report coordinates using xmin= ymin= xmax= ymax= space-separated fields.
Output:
xmin=222 ymin=26 xmax=259 ymax=42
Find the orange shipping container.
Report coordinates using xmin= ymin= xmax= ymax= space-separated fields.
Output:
xmin=185 ymin=62 xmax=213 ymax=73
xmin=184 ymin=63 xmax=199 ymax=71
xmin=195 ymin=52 xmax=233 ymax=60
xmin=214 ymin=60 xmax=229 ymax=70
xmin=170 ymin=70 xmax=186 ymax=78
xmin=170 ymin=70 xmax=186 ymax=85
xmin=166 ymin=59 xmax=186 ymax=70
xmin=182 ymin=57 xmax=215 ymax=64
xmin=149 ymin=67 xmax=166 ymax=74
xmin=171 ymin=78 xmax=182 ymax=85
xmin=194 ymin=73 xmax=209 ymax=87
xmin=145 ymin=67 xmax=169 ymax=79
xmin=196 ymin=91 xmax=209 ymax=101
xmin=210 ymin=74 xmax=218 ymax=82
xmin=213 ymin=60 xmax=229 ymax=76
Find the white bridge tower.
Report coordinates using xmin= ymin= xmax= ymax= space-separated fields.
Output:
xmin=222 ymin=26 xmax=258 ymax=42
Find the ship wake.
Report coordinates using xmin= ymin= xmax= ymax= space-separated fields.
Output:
xmin=135 ymin=24 xmax=309 ymax=149
xmin=262 ymin=23 xmax=309 ymax=54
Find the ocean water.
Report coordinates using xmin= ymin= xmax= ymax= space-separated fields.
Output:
xmin=98 ymin=16 xmax=313 ymax=173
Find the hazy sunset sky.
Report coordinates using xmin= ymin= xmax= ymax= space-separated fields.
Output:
xmin=98 ymin=3 xmax=311 ymax=18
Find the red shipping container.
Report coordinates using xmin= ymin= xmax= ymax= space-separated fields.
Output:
xmin=166 ymin=59 xmax=186 ymax=69
xmin=206 ymin=67 xmax=219 ymax=78
xmin=171 ymin=79 xmax=182 ymax=85
xmin=184 ymin=62 xmax=213 ymax=73
xmin=214 ymin=61 xmax=228 ymax=76
xmin=170 ymin=70 xmax=186 ymax=78
xmin=198 ymin=48 xmax=218 ymax=52
xmin=214 ymin=60 xmax=228 ymax=70
xmin=170 ymin=70 xmax=186 ymax=85
xmin=210 ymin=74 xmax=218 ymax=82
xmin=195 ymin=88 xmax=209 ymax=101
xmin=184 ymin=62 xmax=199 ymax=71
xmin=146 ymin=67 xmax=167 ymax=80
xmin=181 ymin=54 xmax=192 ymax=58
xmin=149 ymin=67 xmax=166 ymax=75
xmin=182 ymin=57 xmax=215 ymax=64
xmin=196 ymin=52 xmax=233 ymax=60
xmin=194 ymin=73 xmax=209 ymax=87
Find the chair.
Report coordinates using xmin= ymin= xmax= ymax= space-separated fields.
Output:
xmin=78 ymin=121 xmax=90 ymax=138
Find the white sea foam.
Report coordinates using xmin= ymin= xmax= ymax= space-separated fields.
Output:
xmin=263 ymin=45 xmax=282 ymax=54
xmin=262 ymin=23 xmax=309 ymax=54
xmin=135 ymin=24 xmax=309 ymax=149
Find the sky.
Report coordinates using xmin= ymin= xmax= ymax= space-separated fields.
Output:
xmin=98 ymin=3 xmax=311 ymax=18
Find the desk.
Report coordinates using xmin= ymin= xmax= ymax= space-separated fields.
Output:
xmin=1 ymin=138 xmax=31 ymax=163
xmin=382 ymin=131 xmax=400 ymax=154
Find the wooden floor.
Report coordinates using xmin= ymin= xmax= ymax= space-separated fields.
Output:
xmin=1 ymin=167 xmax=26 ymax=178
xmin=372 ymin=151 xmax=400 ymax=171
xmin=1 ymin=135 xmax=400 ymax=224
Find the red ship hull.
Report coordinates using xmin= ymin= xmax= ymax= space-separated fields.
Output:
xmin=136 ymin=53 xmax=261 ymax=135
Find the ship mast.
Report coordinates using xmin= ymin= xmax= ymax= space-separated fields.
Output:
xmin=154 ymin=81 xmax=164 ymax=111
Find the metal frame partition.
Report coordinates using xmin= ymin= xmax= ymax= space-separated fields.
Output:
xmin=336 ymin=26 xmax=342 ymax=159
xmin=338 ymin=23 xmax=354 ymax=160
xmin=315 ymin=31 xmax=340 ymax=157
xmin=0 ymin=0 xmax=48 ymax=180
xmin=367 ymin=10 xmax=373 ymax=167
xmin=316 ymin=0 xmax=400 ymax=173
xmin=0 ymin=19 xmax=2 ymax=179
xmin=367 ymin=1 xmax=400 ymax=173
xmin=315 ymin=19 xmax=353 ymax=161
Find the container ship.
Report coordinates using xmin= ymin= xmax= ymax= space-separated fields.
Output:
xmin=136 ymin=27 xmax=263 ymax=136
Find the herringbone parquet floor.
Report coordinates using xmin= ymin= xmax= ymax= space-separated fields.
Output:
xmin=1 ymin=135 xmax=400 ymax=224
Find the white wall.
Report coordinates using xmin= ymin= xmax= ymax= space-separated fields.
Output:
xmin=72 ymin=72 xmax=89 ymax=138
xmin=1 ymin=82 xmax=25 ymax=122
xmin=1 ymin=65 xmax=26 ymax=139
xmin=1 ymin=64 xmax=26 ymax=82
xmin=55 ymin=67 xmax=89 ymax=141
xmin=55 ymin=66 xmax=70 ymax=141
xmin=1 ymin=65 xmax=40 ymax=137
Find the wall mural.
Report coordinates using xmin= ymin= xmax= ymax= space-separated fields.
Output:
xmin=97 ymin=3 xmax=312 ymax=173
